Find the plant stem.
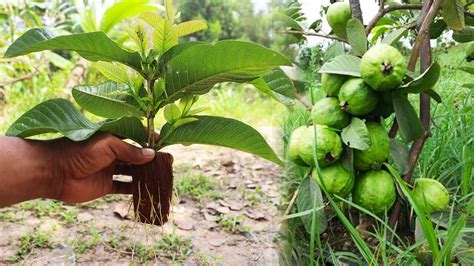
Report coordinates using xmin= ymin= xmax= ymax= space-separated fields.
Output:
xmin=281 ymin=30 xmax=348 ymax=43
xmin=349 ymin=0 xmax=364 ymax=23
xmin=388 ymin=0 xmax=442 ymax=229
xmin=366 ymin=3 xmax=423 ymax=34
xmin=146 ymin=79 xmax=156 ymax=149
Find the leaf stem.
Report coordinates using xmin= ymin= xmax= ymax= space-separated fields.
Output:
xmin=146 ymin=79 xmax=156 ymax=149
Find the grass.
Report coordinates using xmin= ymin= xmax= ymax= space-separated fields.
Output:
xmin=217 ymin=214 xmax=251 ymax=234
xmin=9 ymin=230 xmax=54 ymax=262
xmin=175 ymin=171 xmax=223 ymax=201
xmin=279 ymin=43 xmax=473 ymax=264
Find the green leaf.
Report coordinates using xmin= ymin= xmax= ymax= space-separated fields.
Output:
xmin=95 ymin=61 xmax=132 ymax=85
xmin=159 ymin=41 xmax=205 ymax=66
xmin=72 ymin=81 xmax=144 ymax=118
xmin=398 ymin=62 xmax=441 ymax=94
xmin=341 ymin=146 xmax=354 ymax=172
xmin=392 ymin=93 xmax=424 ymax=142
xmin=163 ymin=103 xmax=182 ymax=124
xmin=6 ymin=99 xmax=146 ymax=145
xmin=429 ymin=19 xmax=447 ymax=39
xmin=250 ymin=68 xmax=296 ymax=105
xmin=164 ymin=0 xmax=175 ymax=23
xmin=346 ymin=18 xmax=367 ymax=56
xmin=139 ymin=12 xmax=178 ymax=54
xmin=390 ymin=139 xmax=409 ymax=175
xmin=341 ymin=117 xmax=371 ymax=150
xmin=382 ymin=27 xmax=408 ymax=45
xmin=174 ymin=20 xmax=208 ymax=37
xmin=101 ymin=1 xmax=163 ymax=33
xmin=425 ymin=89 xmax=443 ymax=103
xmin=461 ymin=83 xmax=474 ymax=89
xmin=160 ymin=115 xmax=282 ymax=165
xmin=319 ymin=55 xmax=361 ymax=77
xmin=323 ymin=42 xmax=345 ymax=62
xmin=163 ymin=41 xmax=291 ymax=102
xmin=4 ymin=28 xmax=142 ymax=72
xmin=441 ymin=0 xmax=465 ymax=31
xmin=296 ymin=177 xmax=327 ymax=234
xmin=459 ymin=66 xmax=474 ymax=74
xmin=452 ymin=27 xmax=474 ymax=43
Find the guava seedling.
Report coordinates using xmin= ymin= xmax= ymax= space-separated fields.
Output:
xmin=413 ymin=178 xmax=449 ymax=214
xmin=353 ymin=122 xmax=390 ymax=170
xmin=338 ymin=78 xmax=378 ymax=116
xmin=312 ymin=162 xmax=355 ymax=198
xmin=3 ymin=1 xmax=295 ymax=226
xmin=311 ymin=97 xmax=350 ymax=129
xmin=326 ymin=2 xmax=352 ymax=38
xmin=360 ymin=44 xmax=407 ymax=91
xmin=352 ymin=170 xmax=396 ymax=214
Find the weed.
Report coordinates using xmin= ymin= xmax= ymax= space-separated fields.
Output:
xmin=71 ymin=226 xmax=101 ymax=254
xmin=217 ymin=214 xmax=251 ymax=234
xmin=175 ymin=172 xmax=223 ymax=201
xmin=9 ymin=230 xmax=53 ymax=262
xmin=128 ymin=231 xmax=193 ymax=263
xmin=0 ymin=209 xmax=22 ymax=222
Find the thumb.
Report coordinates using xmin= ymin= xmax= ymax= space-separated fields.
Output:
xmin=107 ymin=137 xmax=156 ymax=165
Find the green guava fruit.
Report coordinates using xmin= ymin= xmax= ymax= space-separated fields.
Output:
xmin=413 ymin=178 xmax=450 ymax=214
xmin=370 ymin=92 xmax=394 ymax=118
xmin=311 ymin=97 xmax=350 ymax=129
xmin=288 ymin=126 xmax=311 ymax=166
xmin=353 ymin=122 xmax=390 ymax=170
xmin=352 ymin=170 xmax=396 ymax=214
xmin=326 ymin=2 xmax=352 ymax=38
xmin=312 ymin=162 xmax=355 ymax=198
xmin=288 ymin=125 xmax=343 ymax=167
xmin=321 ymin=73 xmax=349 ymax=97
xmin=338 ymin=78 xmax=378 ymax=116
xmin=360 ymin=44 xmax=407 ymax=91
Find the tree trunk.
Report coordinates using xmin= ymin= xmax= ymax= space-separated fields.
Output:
xmin=132 ymin=152 xmax=174 ymax=226
xmin=349 ymin=0 xmax=364 ymax=23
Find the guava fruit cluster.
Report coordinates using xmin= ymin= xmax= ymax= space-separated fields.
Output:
xmin=287 ymin=27 xmax=450 ymax=214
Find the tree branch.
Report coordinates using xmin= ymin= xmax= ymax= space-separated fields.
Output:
xmin=349 ymin=0 xmax=364 ymax=23
xmin=366 ymin=3 xmax=423 ymax=34
xmin=388 ymin=0 xmax=441 ymax=229
xmin=281 ymin=30 xmax=348 ymax=43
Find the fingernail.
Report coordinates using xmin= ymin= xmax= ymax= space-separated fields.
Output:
xmin=142 ymin=148 xmax=156 ymax=156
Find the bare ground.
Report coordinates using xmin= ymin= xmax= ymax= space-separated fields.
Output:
xmin=0 ymin=127 xmax=284 ymax=265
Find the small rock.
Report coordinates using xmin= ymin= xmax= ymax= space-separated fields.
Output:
xmin=113 ymin=203 xmax=131 ymax=219
xmin=245 ymin=210 xmax=267 ymax=221
xmin=173 ymin=218 xmax=194 ymax=231
xmin=203 ymin=212 xmax=218 ymax=222
xmin=216 ymin=206 xmax=230 ymax=214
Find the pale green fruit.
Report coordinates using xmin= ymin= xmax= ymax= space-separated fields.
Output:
xmin=326 ymin=2 xmax=352 ymax=38
xmin=413 ymin=178 xmax=450 ymax=214
xmin=288 ymin=126 xmax=310 ymax=166
xmin=288 ymin=125 xmax=343 ymax=167
xmin=352 ymin=170 xmax=396 ymax=214
xmin=312 ymin=162 xmax=355 ymax=198
xmin=354 ymin=122 xmax=390 ymax=170
xmin=311 ymin=97 xmax=350 ymax=129
xmin=338 ymin=78 xmax=378 ymax=116
xmin=360 ymin=44 xmax=407 ymax=91
xmin=321 ymin=73 xmax=349 ymax=97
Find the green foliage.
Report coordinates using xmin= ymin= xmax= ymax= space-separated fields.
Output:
xmin=4 ymin=1 xmax=295 ymax=164
xmin=160 ymin=115 xmax=282 ymax=165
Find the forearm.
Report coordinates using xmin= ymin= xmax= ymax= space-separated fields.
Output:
xmin=0 ymin=136 xmax=55 ymax=207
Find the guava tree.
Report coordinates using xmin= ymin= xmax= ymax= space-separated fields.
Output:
xmin=280 ymin=0 xmax=473 ymax=264
xmin=3 ymin=0 xmax=296 ymax=225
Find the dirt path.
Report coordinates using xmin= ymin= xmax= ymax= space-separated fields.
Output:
xmin=0 ymin=127 xmax=284 ymax=264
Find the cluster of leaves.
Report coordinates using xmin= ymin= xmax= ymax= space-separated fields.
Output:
xmin=3 ymin=0 xmax=298 ymax=165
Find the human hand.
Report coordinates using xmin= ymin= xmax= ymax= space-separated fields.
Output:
xmin=45 ymin=134 xmax=157 ymax=203
xmin=0 ymin=134 xmax=158 ymax=207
